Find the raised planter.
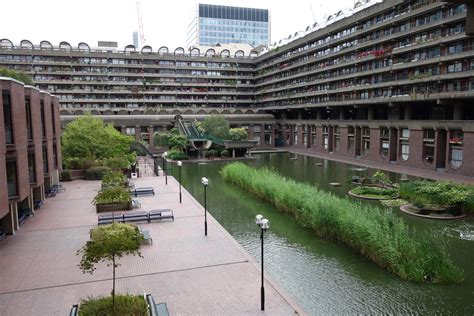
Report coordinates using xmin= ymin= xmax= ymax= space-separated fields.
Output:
xmin=400 ymin=204 xmax=467 ymax=220
xmin=70 ymin=169 xmax=87 ymax=180
xmin=348 ymin=188 xmax=400 ymax=200
xmin=96 ymin=202 xmax=131 ymax=213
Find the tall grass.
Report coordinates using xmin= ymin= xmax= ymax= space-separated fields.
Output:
xmin=221 ymin=163 xmax=463 ymax=284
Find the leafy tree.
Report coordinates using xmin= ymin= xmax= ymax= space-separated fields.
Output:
xmin=201 ymin=115 xmax=230 ymax=140
xmin=62 ymin=115 xmax=135 ymax=166
xmin=166 ymin=133 xmax=188 ymax=150
xmin=77 ymin=223 xmax=144 ymax=312
xmin=229 ymin=128 xmax=248 ymax=141
xmin=0 ymin=66 xmax=33 ymax=85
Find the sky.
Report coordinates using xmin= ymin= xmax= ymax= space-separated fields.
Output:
xmin=0 ymin=0 xmax=355 ymax=50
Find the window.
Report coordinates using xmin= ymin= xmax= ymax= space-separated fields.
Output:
xmin=347 ymin=126 xmax=355 ymax=154
xmin=3 ymin=92 xmax=13 ymax=144
xmin=28 ymin=152 xmax=36 ymax=183
xmin=126 ymin=127 xmax=136 ymax=135
xmin=423 ymin=129 xmax=435 ymax=165
xmin=449 ymin=130 xmax=463 ymax=169
xmin=51 ymin=103 xmax=56 ymax=135
xmin=40 ymin=100 xmax=46 ymax=138
xmin=6 ymin=159 xmax=17 ymax=197
xmin=400 ymin=128 xmax=410 ymax=161
xmin=53 ymin=144 xmax=58 ymax=168
xmin=43 ymin=147 xmax=49 ymax=174
xmin=362 ymin=127 xmax=370 ymax=156
xmin=334 ymin=126 xmax=340 ymax=151
xmin=380 ymin=128 xmax=389 ymax=158
xmin=25 ymin=98 xmax=33 ymax=140
xmin=322 ymin=126 xmax=329 ymax=151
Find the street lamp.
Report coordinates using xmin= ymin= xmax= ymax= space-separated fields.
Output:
xmin=162 ymin=152 xmax=168 ymax=185
xmin=177 ymin=161 xmax=182 ymax=203
xmin=201 ymin=177 xmax=209 ymax=236
xmin=255 ymin=214 xmax=270 ymax=311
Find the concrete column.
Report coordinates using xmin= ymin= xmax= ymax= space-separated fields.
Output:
xmin=135 ymin=125 xmax=141 ymax=142
xmin=453 ymin=104 xmax=463 ymax=120
xmin=12 ymin=203 xmax=19 ymax=231
xmin=148 ymin=126 xmax=154 ymax=150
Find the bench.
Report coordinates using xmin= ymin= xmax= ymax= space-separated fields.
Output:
xmin=130 ymin=187 xmax=155 ymax=197
xmin=123 ymin=211 xmax=149 ymax=223
xmin=146 ymin=294 xmax=169 ymax=316
xmin=69 ymin=304 xmax=78 ymax=316
xmin=98 ymin=213 xmax=125 ymax=225
xmin=0 ymin=229 xmax=6 ymax=241
xmin=33 ymin=200 xmax=43 ymax=209
xmin=138 ymin=225 xmax=152 ymax=244
xmin=148 ymin=209 xmax=174 ymax=222
xmin=45 ymin=187 xmax=57 ymax=198
xmin=52 ymin=183 xmax=66 ymax=192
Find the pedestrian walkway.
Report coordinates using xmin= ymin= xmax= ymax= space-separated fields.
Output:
xmin=287 ymin=147 xmax=474 ymax=184
xmin=0 ymin=174 xmax=304 ymax=315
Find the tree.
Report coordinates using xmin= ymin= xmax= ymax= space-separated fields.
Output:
xmin=62 ymin=115 xmax=135 ymax=166
xmin=229 ymin=128 xmax=248 ymax=141
xmin=201 ymin=115 xmax=230 ymax=140
xmin=77 ymin=223 xmax=144 ymax=312
xmin=0 ymin=66 xmax=33 ymax=85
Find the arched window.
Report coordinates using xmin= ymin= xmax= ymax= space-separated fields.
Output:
xmin=20 ymin=40 xmax=33 ymax=49
xmin=220 ymin=49 xmax=230 ymax=58
xmin=78 ymin=42 xmax=90 ymax=52
xmin=59 ymin=41 xmax=72 ymax=51
xmin=234 ymin=50 xmax=244 ymax=58
xmin=174 ymin=47 xmax=185 ymax=55
xmin=40 ymin=40 xmax=53 ymax=50
xmin=141 ymin=45 xmax=152 ymax=53
xmin=125 ymin=45 xmax=136 ymax=53
xmin=158 ymin=46 xmax=169 ymax=55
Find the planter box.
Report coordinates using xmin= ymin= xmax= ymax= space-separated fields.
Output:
xmin=96 ymin=202 xmax=131 ymax=213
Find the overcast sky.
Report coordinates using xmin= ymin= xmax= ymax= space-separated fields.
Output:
xmin=1 ymin=0 xmax=356 ymax=49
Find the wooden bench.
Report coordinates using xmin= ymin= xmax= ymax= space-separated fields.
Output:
xmin=148 ymin=209 xmax=174 ymax=222
xmin=130 ymin=187 xmax=155 ymax=197
xmin=138 ymin=225 xmax=152 ymax=244
xmin=146 ymin=294 xmax=169 ymax=316
xmin=98 ymin=213 xmax=125 ymax=225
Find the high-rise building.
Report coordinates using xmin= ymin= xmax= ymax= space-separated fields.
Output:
xmin=133 ymin=31 xmax=139 ymax=48
xmin=187 ymin=4 xmax=270 ymax=48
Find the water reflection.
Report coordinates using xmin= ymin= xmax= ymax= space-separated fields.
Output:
xmin=172 ymin=153 xmax=474 ymax=314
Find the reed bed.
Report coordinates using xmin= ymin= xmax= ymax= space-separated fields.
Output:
xmin=221 ymin=163 xmax=463 ymax=284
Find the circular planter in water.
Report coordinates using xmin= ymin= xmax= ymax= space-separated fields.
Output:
xmin=348 ymin=186 xmax=399 ymax=201
xmin=400 ymin=204 xmax=467 ymax=220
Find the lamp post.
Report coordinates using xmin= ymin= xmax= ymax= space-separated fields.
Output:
xmin=201 ymin=177 xmax=208 ymax=236
xmin=255 ymin=214 xmax=269 ymax=311
xmin=162 ymin=152 xmax=168 ymax=185
xmin=177 ymin=161 xmax=182 ymax=203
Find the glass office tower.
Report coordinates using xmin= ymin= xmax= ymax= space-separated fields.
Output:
xmin=187 ymin=4 xmax=270 ymax=48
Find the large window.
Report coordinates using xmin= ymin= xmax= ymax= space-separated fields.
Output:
xmin=43 ymin=147 xmax=49 ymax=174
xmin=311 ymin=126 xmax=317 ymax=147
xmin=51 ymin=103 xmax=56 ymax=135
xmin=400 ymin=129 xmax=410 ymax=161
xmin=253 ymin=125 xmax=261 ymax=144
xmin=6 ymin=159 xmax=17 ymax=197
xmin=28 ymin=152 xmax=36 ymax=183
xmin=40 ymin=100 xmax=46 ymax=138
xmin=25 ymin=98 xmax=33 ymax=140
xmin=423 ymin=129 xmax=435 ymax=165
xmin=449 ymin=130 xmax=463 ymax=169
xmin=347 ymin=126 xmax=355 ymax=154
xmin=322 ymin=126 xmax=329 ymax=151
xmin=333 ymin=126 xmax=340 ymax=152
xmin=362 ymin=127 xmax=370 ymax=156
xmin=380 ymin=128 xmax=389 ymax=158
xmin=292 ymin=125 xmax=297 ymax=145
xmin=3 ymin=92 xmax=13 ymax=144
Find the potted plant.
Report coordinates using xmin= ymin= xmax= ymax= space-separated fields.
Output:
xmin=93 ymin=186 xmax=132 ymax=213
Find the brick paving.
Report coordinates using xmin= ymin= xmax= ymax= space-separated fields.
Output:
xmin=287 ymin=147 xmax=474 ymax=184
xmin=0 ymin=167 xmax=304 ymax=315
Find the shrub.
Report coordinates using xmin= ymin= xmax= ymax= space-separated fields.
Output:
xmin=167 ymin=149 xmax=188 ymax=161
xmin=0 ymin=66 xmax=33 ymax=85
xmin=85 ymin=166 xmax=111 ymax=180
xmin=229 ymin=128 xmax=248 ymax=141
xmin=60 ymin=170 xmax=72 ymax=182
xmin=206 ymin=149 xmax=217 ymax=158
xmin=103 ymin=156 xmax=131 ymax=171
xmin=64 ymin=157 xmax=83 ymax=170
xmin=81 ymin=159 xmax=98 ymax=170
xmin=400 ymin=180 xmax=472 ymax=207
xmin=221 ymin=163 xmax=463 ymax=284
xmin=102 ymin=171 xmax=126 ymax=188
xmin=221 ymin=149 xmax=229 ymax=158
xmin=79 ymin=294 xmax=148 ymax=316
xmin=351 ymin=186 xmax=398 ymax=198
xmin=92 ymin=186 xmax=131 ymax=205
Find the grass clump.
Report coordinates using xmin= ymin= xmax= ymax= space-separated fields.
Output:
xmin=351 ymin=186 xmax=398 ymax=198
xmin=79 ymin=294 xmax=148 ymax=316
xmin=221 ymin=162 xmax=463 ymax=284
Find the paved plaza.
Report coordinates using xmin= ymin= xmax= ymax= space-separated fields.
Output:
xmin=0 ymin=161 xmax=303 ymax=315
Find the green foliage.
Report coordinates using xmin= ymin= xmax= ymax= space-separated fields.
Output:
xmin=381 ymin=199 xmax=409 ymax=207
xmin=221 ymin=163 xmax=464 ymax=284
xmin=167 ymin=149 xmax=188 ymax=161
xmin=85 ymin=166 xmax=111 ymax=180
xmin=62 ymin=115 xmax=135 ymax=165
xmin=60 ymin=170 xmax=72 ymax=182
xmin=0 ymin=66 xmax=33 ymax=85
xmin=79 ymin=294 xmax=148 ymax=316
xmin=167 ymin=134 xmax=188 ymax=150
xmin=103 ymin=156 xmax=132 ymax=171
xmin=102 ymin=171 xmax=127 ymax=188
xmin=372 ymin=170 xmax=392 ymax=185
xmin=351 ymin=186 xmax=398 ymax=198
xmin=77 ymin=223 xmax=144 ymax=310
xmin=221 ymin=149 xmax=229 ymax=158
xmin=229 ymin=128 xmax=248 ymax=141
xmin=64 ymin=157 xmax=99 ymax=170
xmin=194 ymin=120 xmax=205 ymax=134
xmin=130 ymin=141 xmax=149 ymax=157
xmin=206 ymin=149 xmax=217 ymax=158
xmin=400 ymin=180 xmax=472 ymax=208
xmin=201 ymin=115 xmax=230 ymax=140
xmin=92 ymin=186 xmax=131 ymax=205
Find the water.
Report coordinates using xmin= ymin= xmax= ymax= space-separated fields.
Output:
xmin=171 ymin=153 xmax=474 ymax=314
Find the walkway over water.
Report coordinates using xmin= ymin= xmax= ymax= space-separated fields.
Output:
xmin=0 ymin=173 xmax=303 ymax=315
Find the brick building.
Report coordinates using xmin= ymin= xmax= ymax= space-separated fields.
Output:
xmin=0 ymin=77 xmax=61 ymax=237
